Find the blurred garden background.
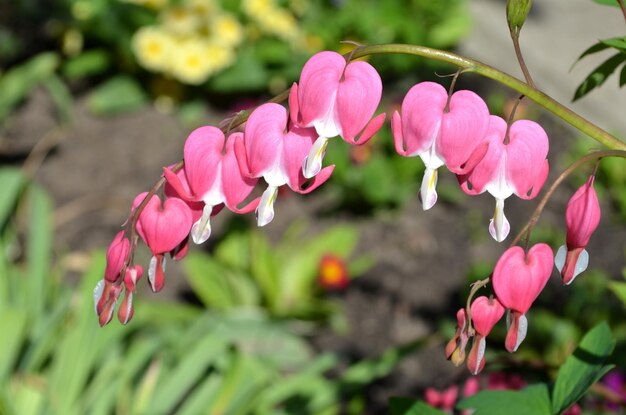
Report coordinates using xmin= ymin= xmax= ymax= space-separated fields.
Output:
xmin=1 ymin=0 xmax=626 ymax=414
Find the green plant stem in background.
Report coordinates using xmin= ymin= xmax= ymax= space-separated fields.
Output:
xmin=619 ymin=0 xmax=626 ymax=23
xmin=349 ymin=44 xmax=626 ymax=152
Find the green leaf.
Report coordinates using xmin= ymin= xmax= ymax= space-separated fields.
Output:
xmin=43 ymin=75 xmax=73 ymax=123
xmin=620 ymin=63 xmax=626 ymax=87
xmin=575 ymin=41 xmax=613 ymax=63
xmin=593 ymin=0 xmax=620 ymax=7
xmin=62 ymin=50 xmax=111 ymax=79
xmin=0 ymin=308 xmax=28 ymax=379
xmin=182 ymin=252 xmax=238 ymax=309
xmin=458 ymin=384 xmax=552 ymax=415
xmin=0 ymin=168 xmax=25 ymax=230
xmin=574 ymin=53 xmax=626 ymax=100
xmin=552 ymin=322 xmax=616 ymax=414
xmin=0 ymin=53 xmax=59 ymax=122
xmin=608 ymin=280 xmax=626 ymax=306
xmin=146 ymin=334 xmax=229 ymax=414
xmin=600 ymin=37 xmax=626 ymax=52
xmin=87 ymin=76 xmax=147 ymax=115
xmin=209 ymin=48 xmax=269 ymax=93
xmin=389 ymin=398 xmax=447 ymax=415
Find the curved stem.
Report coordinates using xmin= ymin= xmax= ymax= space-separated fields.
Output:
xmin=349 ymin=44 xmax=626 ymax=151
xmin=619 ymin=0 xmax=626 ymax=24
xmin=509 ymin=150 xmax=626 ymax=247
xmin=510 ymin=30 xmax=536 ymax=88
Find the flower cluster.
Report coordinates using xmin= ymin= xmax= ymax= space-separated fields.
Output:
xmin=97 ymin=49 xmax=605 ymax=381
xmin=95 ymin=50 xmax=384 ymax=326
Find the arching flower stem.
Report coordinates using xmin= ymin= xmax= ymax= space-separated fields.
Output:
xmin=510 ymin=150 xmax=626 ymax=248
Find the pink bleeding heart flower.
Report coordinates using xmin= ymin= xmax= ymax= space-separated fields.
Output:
xmin=235 ymin=103 xmax=334 ymax=226
xmin=94 ymin=279 xmax=122 ymax=327
xmin=445 ymin=308 xmax=470 ymax=366
xmin=117 ymin=265 xmax=143 ymax=325
xmin=457 ymin=117 xmax=549 ymax=242
xmin=424 ymin=385 xmax=458 ymax=412
xmin=163 ymin=126 xmax=259 ymax=244
xmin=288 ymin=51 xmax=386 ymax=178
xmin=134 ymin=193 xmax=193 ymax=292
xmin=392 ymin=81 xmax=490 ymax=210
xmin=467 ymin=296 xmax=505 ymax=375
xmin=492 ymin=244 xmax=553 ymax=352
xmin=104 ymin=230 xmax=130 ymax=283
xmin=555 ymin=175 xmax=601 ymax=285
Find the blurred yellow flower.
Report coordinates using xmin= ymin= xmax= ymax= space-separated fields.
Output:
xmin=184 ymin=0 xmax=217 ymax=16
xmin=210 ymin=13 xmax=244 ymax=47
xmin=161 ymin=6 xmax=201 ymax=36
xmin=205 ymin=41 xmax=235 ymax=73
xmin=132 ymin=26 xmax=174 ymax=72
xmin=171 ymin=38 xmax=214 ymax=85
xmin=258 ymin=9 xmax=299 ymax=41
xmin=243 ymin=0 xmax=274 ymax=16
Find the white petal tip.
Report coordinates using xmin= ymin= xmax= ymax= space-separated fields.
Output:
xmin=256 ymin=186 xmax=278 ymax=227
xmin=93 ymin=279 xmax=105 ymax=315
xmin=555 ymin=245 xmax=567 ymax=273
xmin=570 ymin=248 xmax=589 ymax=283
xmin=419 ymin=168 xmax=438 ymax=211
xmin=302 ymin=137 xmax=329 ymax=179
xmin=515 ymin=314 xmax=528 ymax=351
xmin=489 ymin=199 xmax=510 ymax=242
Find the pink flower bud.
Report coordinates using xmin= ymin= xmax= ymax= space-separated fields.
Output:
xmin=445 ymin=308 xmax=470 ymax=366
xmin=104 ymin=231 xmax=130 ymax=283
xmin=555 ymin=176 xmax=601 ymax=285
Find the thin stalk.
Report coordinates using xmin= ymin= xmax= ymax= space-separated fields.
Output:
xmin=510 ymin=30 xmax=536 ymax=88
xmin=619 ymin=0 xmax=626 ymax=24
xmin=349 ymin=44 xmax=626 ymax=151
xmin=509 ymin=150 xmax=626 ymax=247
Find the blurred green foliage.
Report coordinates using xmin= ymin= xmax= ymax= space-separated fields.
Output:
xmin=183 ymin=221 xmax=373 ymax=320
xmin=0 ymin=0 xmax=470 ymax=120
xmin=0 ymin=166 xmax=426 ymax=414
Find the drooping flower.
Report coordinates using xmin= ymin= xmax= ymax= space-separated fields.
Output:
xmin=445 ymin=308 xmax=470 ymax=366
xmin=492 ymin=244 xmax=553 ymax=352
xmin=457 ymin=116 xmax=549 ymax=242
xmin=134 ymin=193 xmax=193 ymax=292
xmin=467 ymin=296 xmax=505 ymax=375
xmin=555 ymin=175 xmax=601 ymax=285
xmin=425 ymin=385 xmax=458 ymax=412
xmin=288 ymin=51 xmax=386 ymax=178
xmin=392 ymin=81 xmax=490 ymax=210
xmin=104 ymin=230 xmax=130 ymax=283
xmin=117 ymin=265 xmax=144 ymax=325
xmin=235 ymin=103 xmax=334 ymax=226
xmin=163 ymin=126 xmax=259 ymax=244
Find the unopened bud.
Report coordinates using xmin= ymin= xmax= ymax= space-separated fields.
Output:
xmin=507 ymin=0 xmax=532 ymax=34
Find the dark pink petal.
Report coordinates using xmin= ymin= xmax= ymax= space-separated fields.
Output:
xmin=506 ymin=120 xmax=549 ymax=197
xmin=467 ymin=334 xmax=487 ymax=375
xmin=221 ymin=132 xmax=259 ymax=212
xmin=182 ymin=126 xmax=225 ymax=200
xmin=138 ymin=195 xmax=193 ymax=255
xmin=352 ymin=113 xmax=386 ymax=145
xmin=460 ymin=116 xmax=507 ymax=194
xmin=282 ymin=124 xmax=317 ymax=190
xmin=293 ymin=165 xmax=335 ymax=195
xmin=288 ymin=82 xmax=301 ymax=125
xmin=163 ymin=167 xmax=204 ymax=222
xmin=297 ymin=51 xmax=344 ymax=127
xmin=492 ymin=244 xmax=554 ymax=314
xmin=396 ymin=82 xmax=448 ymax=157
xmin=518 ymin=159 xmax=549 ymax=200
xmin=336 ymin=60 xmax=383 ymax=142
xmin=437 ymin=90 xmax=490 ymax=173
xmin=470 ymin=296 xmax=505 ymax=336
xmin=565 ymin=176 xmax=601 ymax=248
xmin=505 ymin=311 xmax=528 ymax=352
xmin=104 ymin=231 xmax=130 ymax=282
xmin=244 ymin=103 xmax=286 ymax=177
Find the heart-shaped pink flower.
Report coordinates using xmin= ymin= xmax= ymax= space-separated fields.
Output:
xmin=135 ymin=193 xmax=192 ymax=255
xmin=492 ymin=244 xmax=553 ymax=314
xmin=471 ymin=296 xmax=505 ymax=336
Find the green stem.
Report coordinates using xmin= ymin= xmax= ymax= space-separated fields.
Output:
xmin=349 ymin=44 xmax=626 ymax=151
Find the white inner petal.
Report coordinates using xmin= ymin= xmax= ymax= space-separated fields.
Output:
xmin=419 ymin=167 xmax=439 ymax=211
xmin=313 ymin=92 xmax=341 ymax=138
xmin=554 ymin=245 xmax=567 ymax=273
xmin=191 ymin=204 xmax=214 ymax=244
xmin=488 ymin=198 xmax=510 ymax=242
xmin=201 ymin=164 xmax=225 ymax=206
xmin=475 ymin=336 xmax=486 ymax=373
xmin=302 ymin=136 xmax=329 ymax=179
xmin=255 ymin=185 xmax=278 ymax=227
xmin=93 ymin=279 xmax=105 ymax=315
xmin=571 ymin=248 xmax=589 ymax=284
xmin=514 ymin=314 xmax=528 ymax=352
xmin=121 ymin=292 xmax=133 ymax=325
xmin=486 ymin=155 xmax=513 ymax=200
xmin=148 ymin=255 xmax=157 ymax=290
